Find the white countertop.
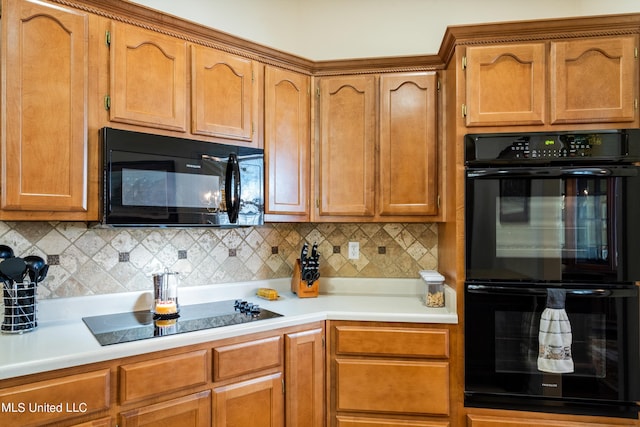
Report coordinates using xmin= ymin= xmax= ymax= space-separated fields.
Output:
xmin=0 ymin=277 xmax=457 ymax=380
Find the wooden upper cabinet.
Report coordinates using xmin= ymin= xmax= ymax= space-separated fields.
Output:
xmin=465 ymin=36 xmax=638 ymax=128
xmin=550 ymin=36 xmax=638 ymax=124
xmin=465 ymin=43 xmax=546 ymax=127
xmin=379 ymin=72 xmax=438 ymax=216
xmin=318 ymin=75 xmax=376 ymax=217
xmin=191 ymin=45 xmax=255 ymax=142
xmin=109 ymin=22 xmax=187 ymax=132
xmin=1 ymin=0 xmax=89 ymax=214
xmin=264 ymin=66 xmax=310 ymax=220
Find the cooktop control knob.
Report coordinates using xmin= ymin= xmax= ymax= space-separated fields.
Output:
xmin=233 ymin=299 xmax=261 ymax=316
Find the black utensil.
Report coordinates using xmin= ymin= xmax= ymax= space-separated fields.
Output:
xmin=24 ymin=255 xmax=47 ymax=283
xmin=0 ymin=257 xmax=27 ymax=283
xmin=0 ymin=245 xmax=14 ymax=259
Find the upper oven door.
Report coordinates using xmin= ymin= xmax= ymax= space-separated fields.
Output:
xmin=465 ymin=165 xmax=640 ymax=283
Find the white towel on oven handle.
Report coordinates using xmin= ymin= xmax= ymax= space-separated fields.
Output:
xmin=537 ymin=288 xmax=574 ymax=374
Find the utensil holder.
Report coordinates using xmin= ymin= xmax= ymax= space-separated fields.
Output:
xmin=2 ymin=280 xmax=37 ymax=333
xmin=291 ymin=259 xmax=319 ymax=298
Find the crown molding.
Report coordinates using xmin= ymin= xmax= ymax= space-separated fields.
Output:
xmin=439 ymin=12 xmax=640 ymax=65
xmin=49 ymin=0 xmax=640 ymax=75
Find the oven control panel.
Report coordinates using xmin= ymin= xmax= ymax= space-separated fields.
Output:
xmin=508 ymin=135 xmax=595 ymax=159
xmin=465 ymin=129 xmax=640 ymax=164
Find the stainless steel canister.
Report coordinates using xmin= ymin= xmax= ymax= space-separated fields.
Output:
xmin=151 ymin=269 xmax=179 ymax=316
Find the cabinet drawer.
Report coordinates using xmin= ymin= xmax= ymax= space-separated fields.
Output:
xmin=0 ymin=369 xmax=110 ymax=427
xmin=213 ymin=336 xmax=282 ymax=381
xmin=337 ymin=415 xmax=449 ymax=427
xmin=335 ymin=359 xmax=449 ymax=415
xmin=335 ymin=326 xmax=449 ymax=358
xmin=467 ymin=414 xmax=637 ymax=427
xmin=119 ymin=350 xmax=208 ymax=404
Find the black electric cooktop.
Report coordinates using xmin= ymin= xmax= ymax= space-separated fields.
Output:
xmin=82 ymin=299 xmax=282 ymax=346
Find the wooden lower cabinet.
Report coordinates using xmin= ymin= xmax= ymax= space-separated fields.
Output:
xmin=213 ymin=373 xmax=284 ymax=427
xmin=466 ymin=411 xmax=638 ymax=427
xmin=335 ymin=359 xmax=448 ymax=415
xmin=70 ymin=417 xmax=113 ymax=427
xmin=0 ymin=369 xmax=111 ymax=427
xmin=285 ymin=328 xmax=325 ymax=427
xmin=328 ymin=321 xmax=452 ymax=427
xmin=119 ymin=349 xmax=208 ymax=405
xmin=0 ymin=322 xmax=324 ymax=427
xmin=120 ymin=390 xmax=211 ymax=427
xmin=337 ymin=416 xmax=449 ymax=427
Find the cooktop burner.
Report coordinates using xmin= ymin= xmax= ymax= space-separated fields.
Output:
xmin=82 ymin=299 xmax=282 ymax=346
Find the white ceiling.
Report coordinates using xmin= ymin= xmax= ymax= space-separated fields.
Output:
xmin=128 ymin=0 xmax=640 ymax=60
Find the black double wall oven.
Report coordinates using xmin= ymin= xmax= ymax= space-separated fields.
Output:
xmin=464 ymin=129 xmax=640 ymax=418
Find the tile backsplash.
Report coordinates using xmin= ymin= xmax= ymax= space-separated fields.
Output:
xmin=0 ymin=221 xmax=438 ymax=300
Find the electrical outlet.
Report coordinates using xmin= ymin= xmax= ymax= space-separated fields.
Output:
xmin=348 ymin=241 xmax=359 ymax=259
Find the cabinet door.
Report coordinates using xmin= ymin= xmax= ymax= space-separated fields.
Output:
xmin=465 ymin=43 xmax=546 ymax=126
xmin=70 ymin=418 xmax=112 ymax=427
xmin=379 ymin=72 xmax=438 ymax=216
xmin=285 ymin=328 xmax=324 ymax=427
xmin=550 ymin=36 xmax=638 ymax=124
xmin=1 ymin=0 xmax=89 ymax=214
xmin=191 ymin=45 xmax=254 ymax=142
xmin=264 ymin=66 xmax=310 ymax=220
xmin=318 ymin=76 xmax=376 ymax=217
xmin=119 ymin=391 xmax=211 ymax=427
xmin=110 ymin=22 xmax=187 ymax=131
xmin=213 ymin=373 xmax=284 ymax=427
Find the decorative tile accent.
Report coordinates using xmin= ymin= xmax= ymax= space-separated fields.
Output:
xmin=0 ymin=222 xmax=438 ymax=299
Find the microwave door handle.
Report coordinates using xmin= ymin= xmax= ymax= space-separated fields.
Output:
xmin=466 ymin=284 xmax=635 ymax=297
xmin=225 ymin=153 xmax=241 ymax=223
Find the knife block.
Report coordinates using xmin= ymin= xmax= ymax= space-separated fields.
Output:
xmin=291 ymin=259 xmax=319 ymax=298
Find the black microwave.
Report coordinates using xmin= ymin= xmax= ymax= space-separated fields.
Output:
xmin=101 ymin=127 xmax=264 ymax=227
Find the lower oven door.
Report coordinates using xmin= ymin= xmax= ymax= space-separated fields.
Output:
xmin=464 ymin=282 xmax=640 ymax=418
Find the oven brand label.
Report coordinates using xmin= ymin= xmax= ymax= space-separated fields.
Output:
xmin=541 ymin=383 xmax=559 ymax=388
xmin=186 ymin=164 xmax=201 ymax=169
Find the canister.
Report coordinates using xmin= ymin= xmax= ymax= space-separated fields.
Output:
xmin=419 ymin=270 xmax=445 ymax=308
xmin=152 ymin=269 xmax=180 ymax=317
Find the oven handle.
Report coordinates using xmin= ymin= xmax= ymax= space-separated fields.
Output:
xmin=467 ymin=166 xmax=638 ymax=178
xmin=466 ymin=284 xmax=638 ymax=297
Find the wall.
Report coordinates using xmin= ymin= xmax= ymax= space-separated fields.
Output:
xmin=129 ymin=0 xmax=640 ymax=60
xmin=0 ymin=221 xmax=437 ymax=299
